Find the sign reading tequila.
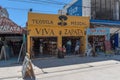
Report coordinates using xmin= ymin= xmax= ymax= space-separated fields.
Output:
xmin=28 ymin=13 xmax=89 ymax=27
xmin=32 ymin=19 xmax=53 ymax=25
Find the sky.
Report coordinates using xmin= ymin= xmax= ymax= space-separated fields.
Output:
xmin=0 ymin=0 xmax=72 ymax=27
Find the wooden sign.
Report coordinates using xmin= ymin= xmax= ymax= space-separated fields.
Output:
xmin=28 ymin=12 xmax=90 ymax=27
xmin=22 ymin=56 xmax=35 ymax=79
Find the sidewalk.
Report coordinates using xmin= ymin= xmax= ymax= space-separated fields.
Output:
xmin=32 ymin=54 xmax=120 ymax=68
xmin=32 ymin=55 xmax=120 ymax=79
xmin=0 ymin=55 xmax=120 ymax=80
xmin=32 ymin=55 xmax=120 ymax=74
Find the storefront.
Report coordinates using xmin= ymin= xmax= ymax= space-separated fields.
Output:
xmin=0 ymin=6 xmax=25 ymax=61
xmin=27 ymin=12 xmax=90 ymax=58
xmin=86 ymin=27 xmax=110 ymax=54
xmin=0 ymin=17 xmax=24 ymax=60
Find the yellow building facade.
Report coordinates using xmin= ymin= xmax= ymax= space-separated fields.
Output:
xmin=27 ymin=12 xmax=90 ymax=57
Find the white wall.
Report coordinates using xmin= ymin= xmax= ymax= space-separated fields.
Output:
xmin=60 ymin=0 xmax=91 ymax=17
xmin=82 ymin=0 xmax=91 ymax=17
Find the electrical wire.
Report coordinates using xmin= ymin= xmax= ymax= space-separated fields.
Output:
xmin=5 ymin=7 xmax=29 ymax=11
xmin=5 ymin=6 xmax=56 ymax=13
xmin=7 ymin=0 xmax=68 ymax=13
xmin=30 ymin=0 xmax=67 ymax=5
xmin=9 ymin=0 xmax=66 ymax=5
xmin=7 ymin=0 xmax=92 ymax=15
xmin=9 ymin=0 xmax=91 ymax=8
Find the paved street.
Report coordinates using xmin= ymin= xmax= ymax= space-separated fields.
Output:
xmin=0 ymin=55 xmax=120 ymax=80
xmin=37 ymin=62 xmax=120 ymax=80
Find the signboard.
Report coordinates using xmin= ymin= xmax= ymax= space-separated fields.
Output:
xmin=22 ymin=56 xmax=29 ymax=78
xmin=87 ymin=27 xmax=109 ymax=35
xmin=28 ymin=27 xmax=85 ymax=36
xmin=22 ymin=56 xmax=34 ymax=79
xmin=87 ymin=27 xmax=110 ymax=40
xmin=0 ymin=17 xmax=23 ymax=34
xmin=67 ymin=0 xmax=82 ymax=16
xmin=28 ymin=12 xmax=90 ymax=27
xmin=61 ymin=28 xmax=84 ymax=36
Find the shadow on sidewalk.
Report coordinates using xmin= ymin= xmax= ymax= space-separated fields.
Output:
xmin=0 ymin=57 xmax=22 ymax=67
xmin=32 ymin=55 xmax=120 ymax=69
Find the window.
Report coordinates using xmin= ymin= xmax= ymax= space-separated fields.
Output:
xmin=91 ymin=0 xmax=119 ymax=20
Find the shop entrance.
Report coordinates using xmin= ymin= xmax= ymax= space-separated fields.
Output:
xmin=62 ymin=36 xmax=81 ymax=55
xmin=88 ymin=35 xmax=105 ymax=53
xmin=0 ymin=34 xmax=23 ymax=60
xmin=32 ymin=37 xmax=57 ymax=58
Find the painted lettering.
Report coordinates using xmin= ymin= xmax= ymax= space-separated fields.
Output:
xmin=64 ymin=29 xmax=83 ymax=36
xmin=77 ymin=29 xmax=84 ymax=35
xmin=91 ymin=29 xmax=96 ymax=32
xmin=42 ymin=29 xmax=49 ymax=35
xmin=64 ymin=29 xmax=68 ymax=35
xmin=32 ymin=19 xmax=53 ymax=25
xmin=35 ymin=28 xmax=55 ymax=35
xmin=71 ymin=21 xmax=86 ymax=26
xmin=35 ymin=28 xmax=41 ymax=34
xmin=0 ymin=25 xmax=21 ymax=32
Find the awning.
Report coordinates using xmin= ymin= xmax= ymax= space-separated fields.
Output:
xmin=0 ymin=17 xmax=23 ymax=34
xmin=90 ymin=19 xmax=120 ymax=26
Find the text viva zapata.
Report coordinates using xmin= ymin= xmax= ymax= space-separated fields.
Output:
xmin=35 ymin=28 xmax=84 ymax=36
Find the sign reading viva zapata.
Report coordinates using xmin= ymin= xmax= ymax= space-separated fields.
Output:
xmin=29 ymin=27 xmax=85 ymax=36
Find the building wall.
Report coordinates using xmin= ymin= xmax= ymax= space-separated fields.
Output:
xmin=62 ymin=0 xmax=91 ymax=17
xmin=82 ymin=0 xmax=91 ymax=17
xmin=91 ymin=0 xmax=120 ymax=21
xmin=67 ymin=0 xmax=82 ymax=16
xmin=59 ymin=0 xmax=78 ymax=15
xmin=63 ymin=0 xmax=120 ymax=21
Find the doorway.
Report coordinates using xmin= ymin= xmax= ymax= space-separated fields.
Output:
xmin=88 ymin=35 xmax=105 ymax=53
xmin=32 ymin=37 xmax=57 ymax=58
xmin=62 ymin=36 xmax=81 ymax=55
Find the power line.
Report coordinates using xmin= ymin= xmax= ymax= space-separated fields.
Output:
xmin=9 ymin=0 xmax=91 ymax=8
xmin=8 ymin=0 xmax=92 ymax=15
xmin=8 ymin=0 xmax=66 ymax=9
xmin=30 ymin=0 xmax=67 ymax=5
xmin=9 ymin=0 xmax=65 ymax=6
xmin=5 ymin=6 xmax=56 ymax=13
xmin=5 ymin=7 xmax=29 ymax=11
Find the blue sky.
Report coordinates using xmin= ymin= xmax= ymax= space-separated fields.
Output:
xmin=0 ymin=0 xmax=71 ymax=27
